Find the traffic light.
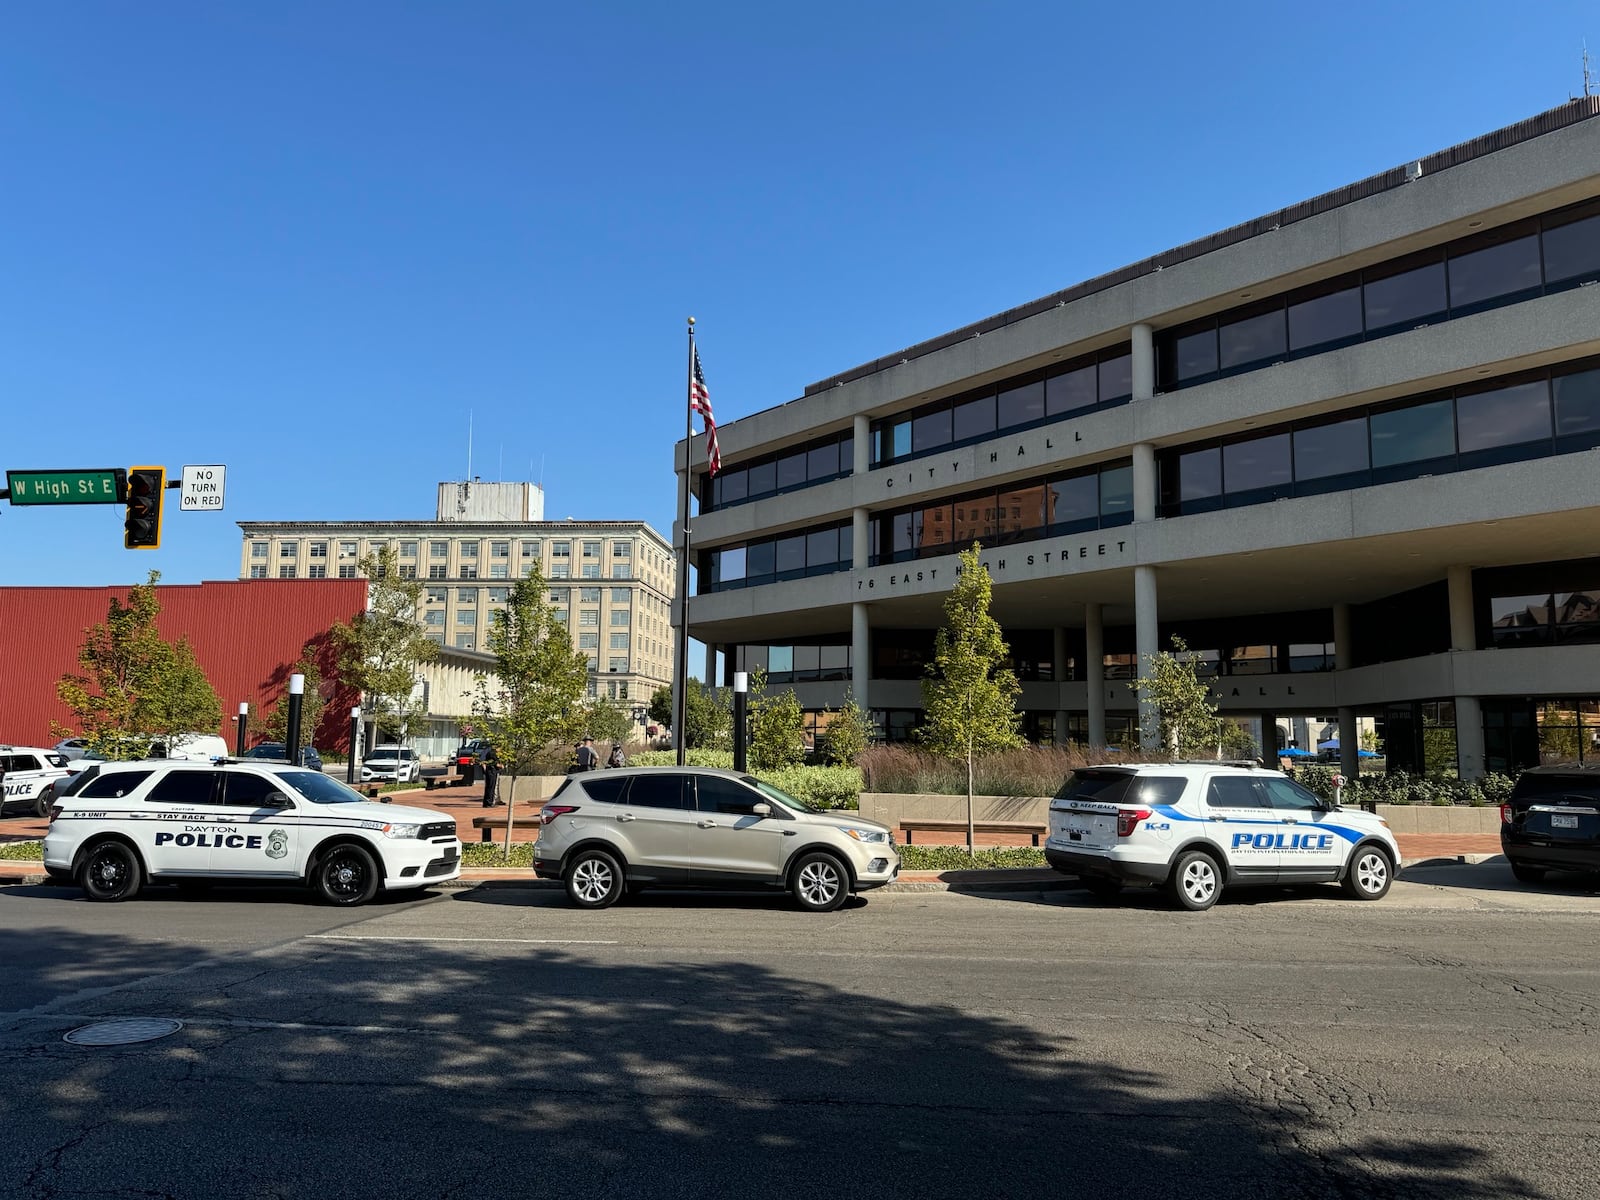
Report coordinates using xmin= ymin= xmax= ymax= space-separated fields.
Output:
xmin=124 ymin=466 xmax=165 ymax=549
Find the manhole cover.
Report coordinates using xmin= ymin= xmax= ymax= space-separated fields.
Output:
xmin=63 ymin=1018 xmax=184 ymax=1046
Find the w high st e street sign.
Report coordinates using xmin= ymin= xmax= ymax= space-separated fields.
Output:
xmin=4 ymin=468 xmax=126 ymax=505
xmin=3 ymin=464 xmax=227 ymax=550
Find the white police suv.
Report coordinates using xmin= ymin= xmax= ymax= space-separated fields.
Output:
xmin=1044 ymin=763 xmax=1400 ymax=911
xmin=44 ymin=759 xmax=461 ymax=905
xmin=1 ymin=746 xmax=73 ymax=818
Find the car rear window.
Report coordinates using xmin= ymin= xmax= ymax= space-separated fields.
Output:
xmin=579 ymin=776 xmax=628 ymax=804
xmin=79 ymin=770 xmax=154 ymax=799
xmin=1054 ymin=770 xmax=1133 ymax=804
xmin=61 ymin=766 xmax=103 ymax=797
xmin=1511 ymin=773 xmax=1600 ymax=801
xmin=1128 ymin=777 xmax=1187 ymax=806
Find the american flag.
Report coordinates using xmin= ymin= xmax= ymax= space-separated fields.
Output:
xmin=689 ymin=345 xmax=720 ymax=475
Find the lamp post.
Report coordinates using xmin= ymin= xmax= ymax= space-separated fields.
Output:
xmin=285 ymin=674 xmax=305 ymax=768
xmin=235 ymin=702 xmax=249 ymax=756
xmin=347 ymin=706 xmax=363 ymax=784
xmin=732 ymin=671 xmax=748 ymax=773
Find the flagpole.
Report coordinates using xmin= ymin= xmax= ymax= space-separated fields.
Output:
xmin=674 ymin=317 xmax=695 ymax=766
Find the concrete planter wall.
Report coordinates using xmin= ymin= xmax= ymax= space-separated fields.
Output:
xmin=861 ymin=793 xmax=1502 ymax=835
xmin=498 ymin=775 xmax=568 ymax=805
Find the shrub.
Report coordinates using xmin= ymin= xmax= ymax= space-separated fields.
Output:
xmin=626 ymin=750 xmax=861 ymax=809
xmin=1294 ymin=765 xmax=1517 ymax=807
xmin=860 ymin=743 xmax=1168 ymax=797
xmin=897 ymin=844 xmax=1047 ymax=870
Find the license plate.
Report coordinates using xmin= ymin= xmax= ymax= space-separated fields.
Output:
xmin=1551 ymin=814 xmax=1580 ymax=830
xmin=1069 ymin=832 xmax=1083 ymax=842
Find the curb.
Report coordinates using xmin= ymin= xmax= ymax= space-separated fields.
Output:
xmin=1401 ymin=853 xmax=1501 ymax=869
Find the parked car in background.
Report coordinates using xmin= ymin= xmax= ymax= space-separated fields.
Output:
xmin=362 ymin=745 xmax=421 ymax=784
xmin=454 ymin=739 xmax=490 ymax=770
xmin=1500 ymin=765 xmax=1600 ymax=883
xmin=245 ymin=743 xmax=325 ymax=771
xmin=52 ymin=738 xmax=91 ymax=761
xmin=1 ymin=746 xmax=73 ymax=817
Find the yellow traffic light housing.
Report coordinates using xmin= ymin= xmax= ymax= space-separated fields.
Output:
xmin=124 ymin=466 xmax=165 ymax=549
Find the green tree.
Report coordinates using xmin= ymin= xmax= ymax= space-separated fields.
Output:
xmin=820 ymin=692 xmax=872 ymax=765
xmin=684 ymin=678 xmax=731 ymax=750
xmin=1359 ymin=727 xmax=1383 ymax=755
xmin=259 ymin=647 xmax=327 ymax=748
xmin=746 ymin=669 xmax=806 ymax=770
xmin=332 ymin=545 xmax=439 ymax=754
xmin=472 ymin=568 xmax=590 ymax=852
xmin=647 ymin=684 xmax=673 ymax=730
xmin=583 ymin=694 xmax=633 ymax=750
xmin=55 ymin=570 xmax=222 ymax=757
xmin=1129 ymin=635 xmax=1221 ymax=757
xmin=918 ymin=544 xmax=1024 ymax=852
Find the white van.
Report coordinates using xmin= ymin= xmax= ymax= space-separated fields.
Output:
xmin=150 ymin=733 xmax=230 ymax=762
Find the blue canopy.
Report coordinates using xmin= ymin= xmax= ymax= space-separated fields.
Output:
xmin=1280 ymin=746 xmax=1316 ymax=758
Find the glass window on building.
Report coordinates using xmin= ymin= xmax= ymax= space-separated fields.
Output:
xmin=583 ymin=541 xmax=601 ymax=558
xmin=308 ymin=565 xmax=327 ymax=579
xmin=608 ymin=657 xmax=628 ymax=673
xmin=249 ymin=565 xmax=267 ymax=578
xmin=580 ymin=609 xmax=599 ymax=627
xmin=338 ymin=541 xmax=358 ymax=559
xmin=459 ymin=541 xmax=478 ymax=558
xmin=425 ymin=610 xmax=445 ymax=626
xmin=611 ymin=609 xmax=630 ymax=626
xmin=552 ymin=563 xmax=570 ymax=579
xmin=456 ymin=635 xmax=475 ymax=650
xmin=338 ymin=565 xmax=357 ymax=579
xmin=458 ymin=611 xmax=477 ymax=626
xmin=427 ymin=587 xmax=448 ymax=603
xmin=1369 ymin=399 xmax=1456 ymax=474
xmin=251 ymin=541 xmax=268 ymax=559
xmin=610 ymin=633 xmax=629 ymax=650
xmin=610 ymin=587 xmax=631 ymax=603
xmin=553 ymin=541 xmax=571 ymax=557
xmin=458 ymin=587 xmax=477 ymax=603
xmin=580 ymin=587 xmax=601 ymax=602
xmin=612 ymin=563 xmax=631 ymax=578
xmin=278 ymin=565 xmax=297 ymax=578
xmin=278 ymin=542 xmax=298 ymax=559
xmin=612 ymin=541 xmax=631 ymax=558
xmin=491 ymin=541 xmax=509 ymax=558
xmin=582 ymin=564 xmax=601 ymax=579
xmin=428 ymin=565 xmax=447 ymax=579
xmin=490 ymin=564 xmax=508 ymax=578
xmin=579 ymin=632 xmax=599 ymax=649
xmin=1292 ymin=417 xmax=1369 ymax=483
xmin=430 ymin=540 xmax=449 ymax=557
xmin=520 ymin=540 xmax=539 ymax=557
xmin=488 ymin=587 xmax=508 ymax=603
xmin=400 ymin=541 xmax=418 ymax=557
xmin=309 ymin=542 xmax=328 ymax=559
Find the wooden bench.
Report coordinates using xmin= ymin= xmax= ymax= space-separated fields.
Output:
xmin=424 ymin=774 xmax=467 ymax=790
xmin=470 ymin=814 xmax=542 ymax=843
xmin=899 ymin=819 xmax=1047 ymax=847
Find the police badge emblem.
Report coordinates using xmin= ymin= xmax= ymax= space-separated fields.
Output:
xmin=265 ymin=829 xmax=289 ymax=860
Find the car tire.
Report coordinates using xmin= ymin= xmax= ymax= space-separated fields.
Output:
xmin=79 ymin=840 xmax=142 ymax=903
xmin=1168 ymin=850 xmax=1221 ymax=912
xmin=34 ymin=790 xmax=54 ymax=818
xmin=1082 ymin=877 xmax=1123 ymax=900
xmin=1510 ymin=862 xmax=1546 ymax=884
xmin=565 ymin=848 xmax=624 ymax=909
xmin=791 ymin=851 xmax=849 ymax=913
xmin=1341 ymin=845 xmax=1394 ymax=900
xmin=313 ymin=844 xmax=380 ymax=907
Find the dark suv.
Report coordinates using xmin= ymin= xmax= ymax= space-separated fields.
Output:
xmin=1500 ymin=766 xmax=1600 ymax=883
xmin=245 ymin=743 xmax=325 ymax=772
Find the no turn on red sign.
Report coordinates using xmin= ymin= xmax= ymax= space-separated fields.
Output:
xmin=180 ymin=464 xmax=226 ymax=511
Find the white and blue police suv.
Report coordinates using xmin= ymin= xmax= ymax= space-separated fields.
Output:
xmin=44 ymin=759 xmax=461 ymax=906
xmin=1 ymin=746 xmax=73 ymax=818
xmin=1045 ymin=762 xmax=1400 ymax=911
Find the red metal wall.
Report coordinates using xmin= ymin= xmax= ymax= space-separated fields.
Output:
xmin=0 ymin=579 xmax=367 ymax=752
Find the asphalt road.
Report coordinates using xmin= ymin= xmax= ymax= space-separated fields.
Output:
xmin=2 ymin=868 xmax=1599 ymax=1200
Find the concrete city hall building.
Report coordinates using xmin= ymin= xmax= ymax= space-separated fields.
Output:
xmin=676 ymin=99 xmax=1600 ymax=780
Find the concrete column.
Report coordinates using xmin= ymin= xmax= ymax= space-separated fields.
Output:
xmin=1134 ymin=567 xmax=1159 ymax=750
xmin=1085 ymin=602 xmax=1106 ymax=747
xmin=851 ymin=602 xmax=871 ymax=710
xmin=1333 ymin=603 xmax=1353 ymax=670
xmin=1261 ymin=712 xmax=1279 ymax=762
xmin=1053 ymin=626 xmax=1070 ymax=745
xmin=1131 ymin=322 xmax=1154 ymax=402
xmin=852 ymin=507 xmax=869 ymax=569
xmin=1132 ymin=442 xmax=1157 ymax=524
xmin=704 ymin=641 xmax=718 ymax=688
xmin=1447 ymin=565 xmax=1476 ymax=651
xmin=1455 ymin=694 xmax=1486 ymax=780
xmin=853 ymin=414 xmax=870 ymax=476
xmin=1338 ymin=707 xmax=1358 ymax=780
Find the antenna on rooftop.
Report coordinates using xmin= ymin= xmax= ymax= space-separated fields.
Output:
xmin=467 ymin=409 xmax=474 ymax=481
xmin=1586 ymin=40 xmax=1596 ymax=98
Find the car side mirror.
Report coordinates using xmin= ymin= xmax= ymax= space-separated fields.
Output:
xmin=751 ymin=802 xmax=772 ymax=817
xmin=264 ymin=792 xmax=294 ymax=810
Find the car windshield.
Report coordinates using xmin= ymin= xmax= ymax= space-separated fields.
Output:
xmin=283 ymin=770 xmax=368 ymax=805
xmin=748 ymin=777 xmax=818 ymax=813
xmin=248 ymin=745 xmax=285 ymax=757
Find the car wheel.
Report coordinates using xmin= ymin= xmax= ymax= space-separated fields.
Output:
xmin=1341 ymin=845 xmax=1393 ymax=900
xmin=1510 ymin=863 xmax=1546 ymax=884
xmin=791 ymin=852 xmax=848 ymax=913
xmin=1168 ymin=850 xmax=1221 ymax=912
xmin=79 ymin=841 xmax=142 ymax=902
xmin=314 ymin=844 xmax=380 ymax=907
xmin=1082 ymin=877 xmax=1123 ymax=900
xmin=34 ymin=790 xmax=54 ymax=818
xmin=565 ymin=848 xmax=624 ymax=909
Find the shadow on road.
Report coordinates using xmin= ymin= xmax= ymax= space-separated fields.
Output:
xmin=0 ymin=916 xmax=1545 ymax=1200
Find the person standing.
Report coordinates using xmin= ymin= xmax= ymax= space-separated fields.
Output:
xmin=607 ymin=743 xmax=625 ymax=769
xmin=481 ymin=746 xmax=501 ymax=807
xmin=575 ymin=737 xmax=599 ymax=772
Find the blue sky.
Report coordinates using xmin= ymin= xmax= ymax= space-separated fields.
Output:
xmin=3 ymin=1 xmax=1595 ymax=589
